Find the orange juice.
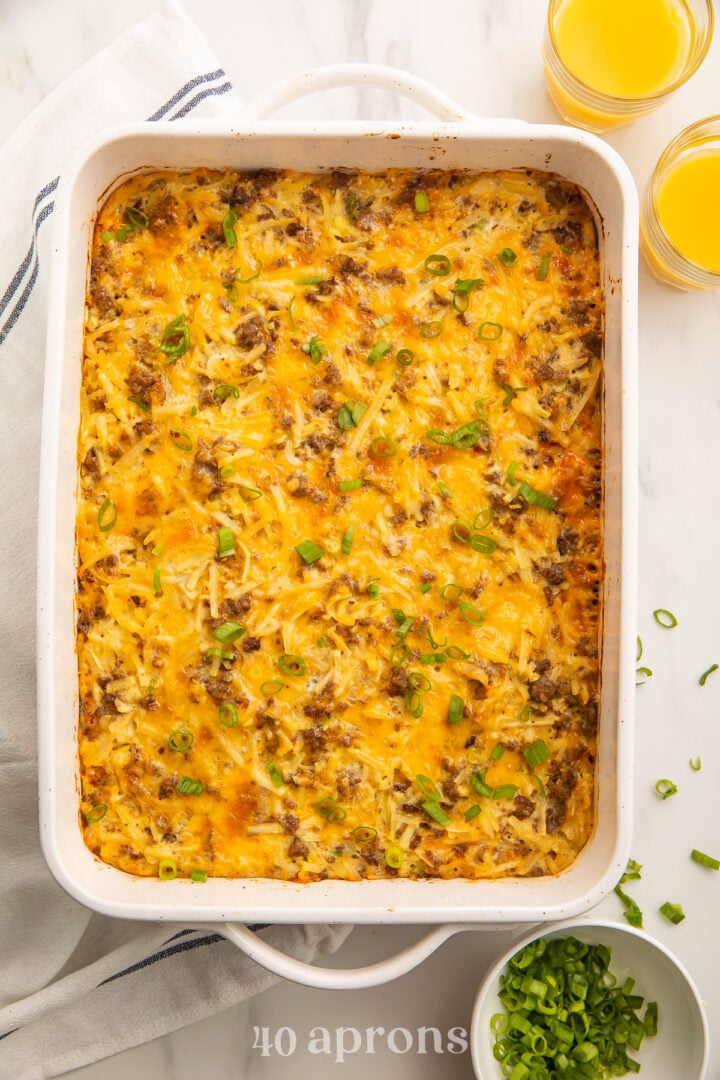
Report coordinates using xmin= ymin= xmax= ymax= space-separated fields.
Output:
xmin=656 ymin=148 xmax=720 ymax=272
xmin=553 ymin=0 xmax=693 ymax=98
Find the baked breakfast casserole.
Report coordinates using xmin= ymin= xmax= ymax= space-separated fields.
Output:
xmin=76 ymin=167 xmax=603 ymax=883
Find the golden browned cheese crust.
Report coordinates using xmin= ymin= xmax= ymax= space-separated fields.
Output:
xmin=77 ymin=168 xmax=603 ymax=882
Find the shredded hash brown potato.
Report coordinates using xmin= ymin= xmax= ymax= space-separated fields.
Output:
xmin=77 ymin=167 xmax=603 ymax=882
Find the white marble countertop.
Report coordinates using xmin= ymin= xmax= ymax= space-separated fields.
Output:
xmin=3 ymin=1 xmax=720 ymax=1077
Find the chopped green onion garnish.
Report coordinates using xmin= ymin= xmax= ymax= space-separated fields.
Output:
xmin=689 ymin=756 xmax=702 ymax=771
xmin=422 ymin=799 xmax=450 ymax=826
xmin=691 ymin=848 xmax=720 ymax=869
xmin=424 ymin=253 xmax=451 ymax=277
xmin=390 ymin=641 xmax=409 ymax=667
xmin=222 ymin=209 xmax=238 ymax=247
xmin=477 ymin=321 xmax=503 ymax=341
xmin=524 ymin=739 xmax=549 ymax=768
xmin=372 ymin=313 xmax=392 ymax=329
xmin=190 ymin=869 xmax=208 ymax=882
xmin=367 ymin=341 xmax=391 ymax=366
xmin=302 ymin=334 xmax=328 ymax=365
xmin=459 ymin=601 xmax=485 ymax=626
xmin=404 ymin=690 xmax=423 ymax=718
xmin=341 ymin=524 xmax=355 ymax=554
xmin=507 ymin=460 xmax=521 ymax=485
xmin=316 ymin=799 xmax=347 ymax=825
xmin=452 ymin=520 xmax=473 ymax=544
xmin=472 ymin=509 xmax=494 ymax=530
xmin=368 ymin=579 xmax=381 ymax=599
xmin=339 ymin=478 xmax=363 ymax=492
xmin=699 ymin=663 xmax=718 ymax=685
xmin=170 ymin=429 xmax=192 ymax=451
xmin=636 ymin=666 xmax=653 ymax=685
xmin=437 ymin=480 xmax=454 ymax=497
xmin=440 ymin=583 xmax=464 ymax=601
xmin=452 ymin=278 xmax=485 ymax=313
xmin=448 ymin=693 xmax=465 ymax=725
xmin=218 ymin=702 xmax=238 ymax=727
xmin=235 ymin=259 xmax=263 ymax=285
xmin=158 ymin=858 xmax=177 ymax=880
xmin=176 ymin=776 xmax=204 ymax=796
xmin=370 ymin=436 xmax=397 ymax=458
xmin=217 ymin=526 xmax=235 ymax=559
xmin=396 ymin=615 xmax=415 ymax=639
xmin=337 ymin=400 xmax=368 ymax=430
xmin=278 ymin=653 xmax=307 ymax=677
xmin=497 ymin=378 xmax=527 ymax=408
xmin=296 ymin=273 xmax=325 ymax=285
xmin=160 ymin=314 xmax=190 ymax=362
xmin=85 ymin=804 xmax=108 ymax=824
xmin=490 ymin=744 xmax=505 ymax=761
xmin=420 ymin=321 xmax=443 ymax=338
xmin=416 ymin=774 xmax=440 ymax=799
xmin=615 ymin=883 xmax=643 ymax=927
xmin=414 ymin=192 xmax=430 ymax=213
xmin=397 ymin=348 xmax=414 ymax=366
xmin=528 ymin=772 xmax=546 ymax=796
xmin=655 ymin=778 xmax=678 ymax=799
xmin=168 ymin=729 xmax=194 ymax=752
xmin=153 ymin=568 xmax=162 ymax=596
xmin=470 ymin=533 xmax=498 ymax=554
xmin=288 ymin=294 xmax=297 ymax=328
xmin=212 ymin=621 xmax=245 ymax=644
xmin=127 ymin=395 xmax=150 ymax=412
xmin=97 ymin=497 xmax=118 ymax=533
xmin=445 ymin=645 xmax=470 ymax=659
xmin=561 ymin=245 xmax=573 ymax=254
xmin=385 ymin=845 xmax=404 ymax=868
xmin=419 ymin=582 xmax=432 ymax=595
xmin=295 ymin=539 xmax=324 ymax=564
xmin=637 ymin=636 xmax=643 ymax=661
xmin=517 ymin=480 xmax=557 ymax=510
xmin=214 ymin=383 xmax=240 ymax=401
xmin=206 ymin=647 xmax=234 ymax=660
xmin=260 ymin=679 xmax=285 ymax=697
xmin=465 ymin=804 xmax=481 ymax=821
xmin=497 ymin=247 xmax=517 ymax=266
xmin=353 ymin=826 xmax=377 ymax=843
xmin=451 ymin=421 xmax=482 ymax=449
xmin=427 ymin=429 xmax=451 ymax=445
xmin=346 ymin=195 xmax=357 ymax=223
xmin=267 ymin=763 xmax=284 ymax=788
xmin=653 ymin=608 xmax=678 ymax=628
xmin=619 ymin=857 xmax=643 ymax=884
xmin=124 ymin=205 xmax=149 ymax=230
xmin=536 ymin=253 xmax=551 ymax=280
xmin=420 ymin=652 xmax=446 ymax=665
xmin=471 ymin=771 xmax=493 ymax=798
xmin=493 ymin=784 xmax=517 ymax=800
xmin=659 ymin=901 xmax=685 ymax=924
xmin=222 ymin=281 xmax=239 ymax=302
xmin=238 ymin=485 xmax=262 ymax=501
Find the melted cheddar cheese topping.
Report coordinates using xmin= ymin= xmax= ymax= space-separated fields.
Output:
xmin=77 ymin=167 xmax=603 ymax=882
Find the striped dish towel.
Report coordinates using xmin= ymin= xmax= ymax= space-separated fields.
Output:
xmin=0 ymin=4 xmax=351 ymax=1078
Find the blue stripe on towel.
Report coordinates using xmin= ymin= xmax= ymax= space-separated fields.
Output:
xmin=146 ymin=67 xmax=227 ymax=121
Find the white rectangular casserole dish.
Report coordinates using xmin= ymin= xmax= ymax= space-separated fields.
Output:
xmin=37 ymin=66 xmax=639 ymax=989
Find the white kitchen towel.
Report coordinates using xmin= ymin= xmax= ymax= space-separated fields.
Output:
xmin=0 ymin=4 xmax=352 ymax=1078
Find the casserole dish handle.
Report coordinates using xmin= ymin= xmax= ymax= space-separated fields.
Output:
xmin=209 ymin=921 xmax=481 ymax=989
xmin=244 ymin=62 xmax=474 ymax=122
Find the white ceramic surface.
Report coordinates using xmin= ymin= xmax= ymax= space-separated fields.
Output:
xmin=2 ymin=0 xmax=719 ymax=1076
xmin=471 ymin=920 xmax=709 ymax=1080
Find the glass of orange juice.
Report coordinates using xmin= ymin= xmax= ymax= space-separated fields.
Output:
xmin=543 ymin=0 xmax=714 ymax=133
xmin=641 ymin=116 xmax=720 ymax=289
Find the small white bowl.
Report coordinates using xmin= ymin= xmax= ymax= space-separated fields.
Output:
xmin=471 ymin=919 xmax=709 ymax=1080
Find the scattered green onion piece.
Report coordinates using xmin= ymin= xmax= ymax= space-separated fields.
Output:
xmin=478 ymin=321 xmax=503 ymax=341
xmin=452 ymin=520 xmax=473 ymax=544
xmin=473 ymin=509 xmax=494 ymax=530
xmin=414 ymin=192 xmax=430 ymax=213
xmin=636 ymin=636 xmax=643 ymax=662
xmin=490 ymin=743 xmax=505 ymax=761
xmin=507 ymin=460 xmax=521 ymax=485
xmin=420 ymin=652 xmax=446 ymax=665
xmin=636 ymin=666 xmax=653 ymax=685
xmin=445 ymin=645 xmax=470 ymax=659
xmin=100 ymin=230 xmax=115 ymax=243
xmin=644 ymin=1002 xmax=658 ymax=1037
xmin=440 ymin=583 xmax=464 ymax=601
xmin=691 ymin=848 xmax=720 ymax=870
xmin=287 ymin=294 xmax=297 ymax=328
xmin=561 ymin=244 xmax=573 ymax=254
xmin=615 ymin=883 xmax=643 ymax=928
xmin=452 ymin=278 xmax=485 ymax=313
xmin=390 ymin=641 xmax=409 ymax=667
xmin=423 ymin=624 xmax=447 ymax=649
xmin=405 ymin=690 xmax=423 ymax=718
xmin=424 ymin=253 xmax=451 ymax=277
xmin=459 ymin=601 xmax=485 ymax=626
xmin=302 ymin=334 xmax=328 ymax=365
xmin=212 ymin=621 xmax=245 ymax=644
xmin=158 ymin=858 xmax=177 ymax=880
xmin=465 ymin=804 xmax=481 ymax=821
xmin=367 ymin=340 xmax=391 ymax=366
xmin=326 ymin=804 xmax=347 ymax=824
xmin=370 ymin=436 xmax=397 ymax=458
xmin=497 ymin=378 xmax=527 ymax=407
xmin=124 ymin=205 xmax=149 ymax=229
xmin=518 ymin=704 xmax=533 ymax=721
xmin=176 ymin=776 xmax=204 ymax=796
xmin=238 ymin=485 xmax=262 ymax=501
xmin=528 ymin=772 xmax=546 ymax=796
xmin=471 ymin=771 xmax=493 ymax=799
xmin=316 ymin=796 xmax=335 ymax=817
xmin=337 ymin=400 xmax=368 ymax=430
xmin=385 ymin=845 xmax=404 ymax=868
xmin=689 ymin=756 xmax=702 ymax=771
xmin=170 ymin=429 xmax=193 ymax=451
xmin=419 ymin=582 xmax=432 ymax=595
xmin=367 ymin=579 xmax=381 ymax=599
xmin=85 ymin=804 xmax=108 ymax=824
xmin=190 ymin=869 xmax=208 ymax=882
xmin=426 ymin=429 xmax=451 ymax=445
xmin=659 ymin=901 xmax=685 ymax=924
xmin=260 ymin=679 xmax=285 ymax=697
xmin=493 ymin=784 xmax=517 ymax=800
xmin=422 ymin=799 xmax=450 ymax=826
xmin=296 ymin=273 xmax=325 ymax=285
xmin=451 ymin=422 xmax=481 ymax=449
xmin=339 ymin=478 xmax=363 ymax=492
xmin=206 ymin=647 xmax=234 ymax=660
xmin=536 ymin=253 xmax=551 ymax=280
xmin=416 ymin=774 xmax=440 ymax=799
xmin=353 ymin=826 xmax=378 ymax=843
xmin=267 ymin=763 xmax=284 ymax=788
xmin=217 ymin=526 xmax=235 ymax=559
xmin=160 ymin=314 xmax=190 ymax=362
xmin=168 ymin=729 xmax=194 ymax=752
xmin=152 ymin=543 xmax=163 ymax=556
xmin=214 ymin=383 xmax=240 ymax=401
xmin=218 ymin=702 xmax=239 ymax=728
xmin=498 ymin=247 xmax=517 ymax=266
xmin=437 ymin=480 xmax=454 ymax=497
xmin=346 ymin=195 xmax=357 ymax=223
xmin=470 ymin=533 xmax=498 ymax=554
xmin=235 ymin=259 xmax=263 ymax=285
xmin=97 ymin=497 xmax=117 ymax=533
xmin=620 ymin=858 xmax=643 ymax=884
xmin=127 ymin=395 xmax=150 ymax=412
xmin=222 ymin=209 xmax=238 ymax=247
xmin=396 ymin=348 xmax=414 ymax=366
xmin=420 ymin=320 xmax=443 ymax=338
xmin=448 ymin=693 xmax=465 ymax=726
xmin=372 ymin=313 xmax=392 ymax=329
xmin=295 ymin=539 xmax=324 ymax=564
xmin=524 ymin=739 xmax=549 ymax=768
xmin=223 ymin=281 xmax=239 ymax=303
xmin=655 ymin=778 xmax=678 ymax=800
xmin=653 ymin=608 xmax=678 ymax=628
xmin=699 ymin=663 xmax=718 ymax=685
xmin=153 ymin=568 xmax=162 ymax=596
xmin=341 ymin=524 xmax=355 ymax=554
xmin=278 ymin=653 xmax=307 ymax=677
